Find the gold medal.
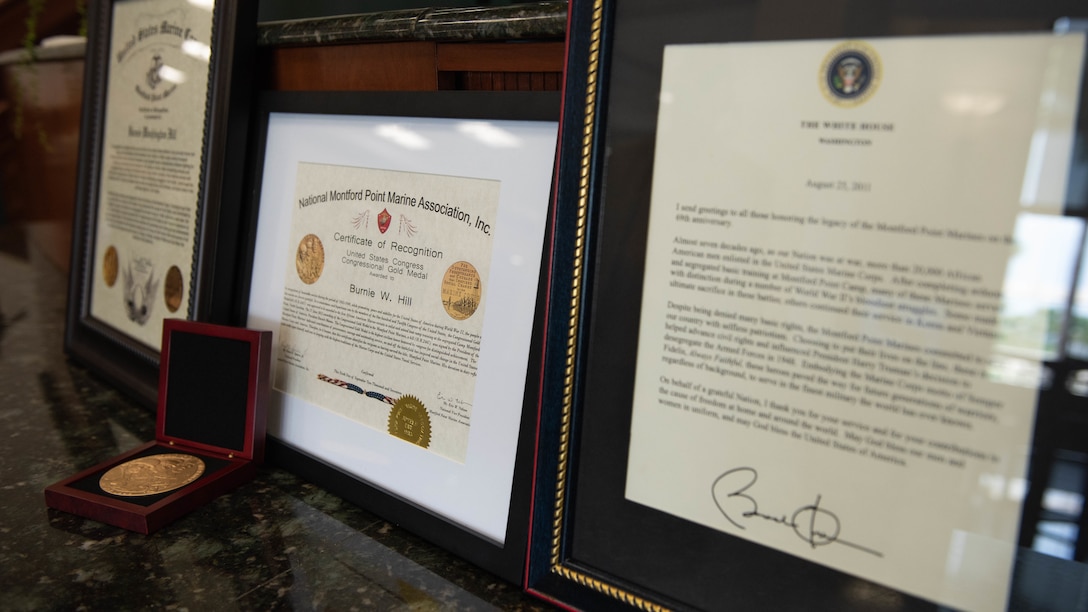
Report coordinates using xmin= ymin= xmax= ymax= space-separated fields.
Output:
xmin=164 ymin=265 xmax=184 ymax=313
xmin=440 ymin=261 xmax=482 ymax=320
xmin=99 ymin=453 xmax=206 ymax=497
xmin=295 ymin=233 xmax=325 ymax=284
xmin=388 ymin=395 xmax=432 ymax=449
xmin=103 ymin=245 xmax=119 ymax=287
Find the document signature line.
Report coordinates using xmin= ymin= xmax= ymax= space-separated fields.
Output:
xmin=712 ymin=466 xmax=884 ymax=558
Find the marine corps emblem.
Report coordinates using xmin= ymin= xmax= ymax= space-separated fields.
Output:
xmin=377 ymin=208 xmax=392 ymax=234
xmin=819 ymin=41 xmax=881 ymax=107
xmin=146 ymin=54 xmax=164 ymax=90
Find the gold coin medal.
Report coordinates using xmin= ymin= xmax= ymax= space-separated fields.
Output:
xmin=164 ymin=265 xmax=184 ymax=313
xmin=387 ymin=395 xmax=432 ymax=449
xmin=99 ymin=453 xmax=206 ymax=497
xmin=295 ymin=233 xmax=325 ymax=284
xmin=441 ymin=261 xmax=482 ymax=320
xmin=103 ymin=245 xmax=119 ymax=287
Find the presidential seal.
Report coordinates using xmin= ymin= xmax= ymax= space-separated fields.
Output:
xmin=103 ymin=245 xmax=119 ymax=287
xmin=819 ymin=41 xmax=881 ymax=107
xmin=295 ymin=233 xmax=325 ymax=284
xmin=388 ymin=394 xmax=432 ymax=449
xmin=99 ymin=453 xmax=205 ymax=497
xmin=441 ymin=261 xmax=482 ymax=320
xmin=164 ymin=265 xmax=184 ymax=313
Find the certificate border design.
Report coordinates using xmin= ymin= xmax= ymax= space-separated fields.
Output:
xmin=65 ymin=0 xmax=256 ymax=408
xmin=235 ymin=90 xmax=560 ymax=585
xmin=532 ymin=3 xmax=667 ymax=608
xmin=541 ymin=0 xmax=647 ymax=604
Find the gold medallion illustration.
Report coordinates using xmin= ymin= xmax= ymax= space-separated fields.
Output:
xmin=99 ymin=453 xmax=206 ymax=497
xmin=103 ymin=246 xmax=119 ymax=287
xmin=164 ymin=265 xmax=184 ymax=313
xmin=388 ymin=394 xmax=432 ymax=449
xmin=296 ymin=233 xmax=325 ymax=284
xmin=441 ymin=261 xmax=481 ymax=320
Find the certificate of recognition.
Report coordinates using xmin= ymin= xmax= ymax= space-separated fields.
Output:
xmin=626 ymin=34 xmax=1085 ymax=611
xmin=88 ymin=0 xmax=213 ymax=349
xmin=245 ymin=105 xmax=557 ymax=546
xmin=275 ymin=162 xmax=499 ymax=463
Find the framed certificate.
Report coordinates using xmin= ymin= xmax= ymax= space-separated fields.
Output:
xmin=66 ymin=0 xmax=255 ymax=407
xmin=237 ymin=91 xmax=559 ymax=583
xmin=528 ymin=1 xmax=1088 ymax=610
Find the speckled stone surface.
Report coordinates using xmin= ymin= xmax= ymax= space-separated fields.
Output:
xmin=257 ymin=1 xmax=567 ymax=46
xmin=0 ymin=224 xmax=551 ymax=611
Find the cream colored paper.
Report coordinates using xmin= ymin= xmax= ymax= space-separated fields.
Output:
xmin=275 ymin=162 xmax=500 ymax=463
xmin=88 ymin=0 xmax=214 ymax=349
xmin=626 ymin=34 xmax=1084 ymax=611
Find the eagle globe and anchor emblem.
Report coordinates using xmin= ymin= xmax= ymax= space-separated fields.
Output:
xmin=819 ymin=41 xmax=881 ymax=107
xmin=146 ymin=54 xmax=164 ymax=90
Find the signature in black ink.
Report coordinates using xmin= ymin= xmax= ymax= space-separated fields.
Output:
xmin=280 ymin=343 xmax=306 ymax=360
xmin=436 ymin=391 xmax=472 ymax=407
xmin=711 ymin=467 xmax=883 ymax=557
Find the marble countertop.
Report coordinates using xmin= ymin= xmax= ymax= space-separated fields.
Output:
xmin=257 ymin=2 xmax=567 ymax=46
xmin=0 ymin=224 xmax=551 ymax=610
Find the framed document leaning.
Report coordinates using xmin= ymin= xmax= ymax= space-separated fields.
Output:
xmin=528 ymin=0 xmax=1088 ymax=610
xmin=237 ymin=91 xmax=559 ymax=583
xmin=66 ymin=0 xmax=255 ymax=407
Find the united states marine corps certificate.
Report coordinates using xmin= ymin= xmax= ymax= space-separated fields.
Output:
xmin=88 ymin=0 xmax=213 ymax=349
xmin=625 ymin=34 xmax=1085 ymax=611
xmin=275 ymin=162 xmax=500 ymax=463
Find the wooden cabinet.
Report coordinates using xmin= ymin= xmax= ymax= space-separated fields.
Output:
xmin=0 ymin=51 xmax=84 ymax=271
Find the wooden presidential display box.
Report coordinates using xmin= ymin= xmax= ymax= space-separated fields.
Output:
xmin=46 ymin=320 xmax=272 ymax=534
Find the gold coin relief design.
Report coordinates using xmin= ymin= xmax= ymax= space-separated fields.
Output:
xmin=440 ymin=261 xmax=482 ymax=320
xmin=103 ymin=246 xmax=119 ymax=287
xmin=296 ymin=233 xmax=325 ymax=284
xmin=99 ymin=453 xmax=206 ymax=496
xmin=164 ymin=265 xmax=184 ymax=313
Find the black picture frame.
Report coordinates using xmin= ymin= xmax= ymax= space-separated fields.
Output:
xmin=65 ymin=0 xmax=256 ymax=408
xmin=233 ymin=90 xmax=560 ymax=585
xmin=528 ymin=0 xmax=1088 ymax=610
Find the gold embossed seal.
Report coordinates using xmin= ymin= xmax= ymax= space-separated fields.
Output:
xmin=295 ymin=233 xmax=325 ymax=284
xmin=387 ymin=394 xmax=432 ymax=448
xmin=99 ymin=453 xmax=205 ymax=496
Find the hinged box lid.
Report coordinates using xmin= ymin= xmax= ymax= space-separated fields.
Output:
xmin=156 ymin=319 xmax=272 ymax=462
